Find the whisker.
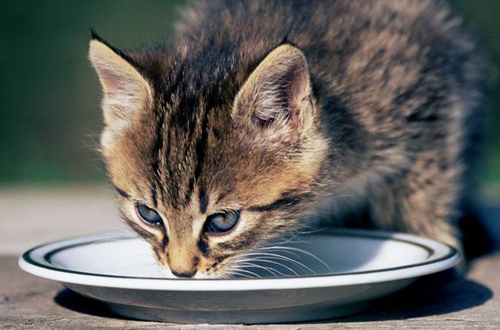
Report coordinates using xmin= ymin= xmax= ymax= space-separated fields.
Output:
xmin=235 ymin=258 xmax=297 ymax=276
xmin=226 ymin=267 xmax=261 ymax=278
xmin=255 ymin=248 xmax=301 ymax=259
xmin=225 ymin=270 xmax=254 ymax=279
xmin=235 ymin=262 xmax=280 ymax=277
xmin=242 ymin=252 xmax=316 ymax=275
xmin=257 ymin=246 xmax=331 ymax=271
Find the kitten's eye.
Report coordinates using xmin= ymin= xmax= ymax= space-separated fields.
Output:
xmin=205 ymin=211 xmax=240 ymax=234
xmin=136 ymin=203 xmax=162 ymax=226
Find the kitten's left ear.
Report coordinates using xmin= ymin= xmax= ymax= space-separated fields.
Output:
xmin=89 ymin=34 xmax=152 ymax=129
xmin=233 ymin=44 xmax=315 ymax=143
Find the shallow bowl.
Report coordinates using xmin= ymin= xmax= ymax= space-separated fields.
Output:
xmin=19 ymin=229 xmax=459 ymax=324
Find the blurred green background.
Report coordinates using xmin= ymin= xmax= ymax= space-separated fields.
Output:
xmin=0 ymin=0 xmax=499 ymax=189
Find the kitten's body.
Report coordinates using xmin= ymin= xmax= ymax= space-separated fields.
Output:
xmin=90 ymin=0 xmax=488 ymax=278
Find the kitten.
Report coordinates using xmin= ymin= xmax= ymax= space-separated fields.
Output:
xmin=89 ymin=0 xmax=488 ymax=278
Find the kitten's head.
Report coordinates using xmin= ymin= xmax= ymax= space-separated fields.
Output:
xmin=89 ymin=35 xmax=328 ymax=278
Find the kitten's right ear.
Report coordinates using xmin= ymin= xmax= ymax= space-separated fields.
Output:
xmin=232 ymin=44 xmax=315 ymax=145
xmin=89 ymin=34 xmax=152 ymax=129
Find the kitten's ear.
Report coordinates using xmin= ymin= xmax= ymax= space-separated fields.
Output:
xmin=89 ymin=36 xmax=152 ymax=129
xmin=233 ymin=44 xmax=315 ymax=143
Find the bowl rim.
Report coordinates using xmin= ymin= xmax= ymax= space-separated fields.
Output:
xmin=18 ymin=229 xmax=460 ymax=291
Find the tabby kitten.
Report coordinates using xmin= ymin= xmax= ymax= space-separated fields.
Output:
xmin=89 ymin=0 xmax=487 ymax=278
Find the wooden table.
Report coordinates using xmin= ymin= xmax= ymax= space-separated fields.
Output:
xmin=1 ymin=187 xmax=499 ymax=329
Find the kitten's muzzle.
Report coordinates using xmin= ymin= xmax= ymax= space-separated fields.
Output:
xmin=167 ymin=249 xmax=200 ymax=278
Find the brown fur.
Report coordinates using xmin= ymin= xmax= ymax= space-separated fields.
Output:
xmin=89 ymin=0 xmax=488 ymax=278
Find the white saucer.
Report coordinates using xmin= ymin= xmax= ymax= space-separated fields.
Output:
xmin=19 ymin=229 xmax=459 ymax=324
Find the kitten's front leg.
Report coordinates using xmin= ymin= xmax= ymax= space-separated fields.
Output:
xmin=367 ymin=152 xmax=463 ymax=249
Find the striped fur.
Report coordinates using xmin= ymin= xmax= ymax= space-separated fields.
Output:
xmin=89 ymin=0 xmax=489 ymax=277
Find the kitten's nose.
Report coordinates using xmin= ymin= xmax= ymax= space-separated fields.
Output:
xmin=167 ymin=236 xmax=200 ymax=278
xmin=171 ymin=269 xmax=197 ymax=278
xmin=168 ymin=252 xmax=199 ymax=278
